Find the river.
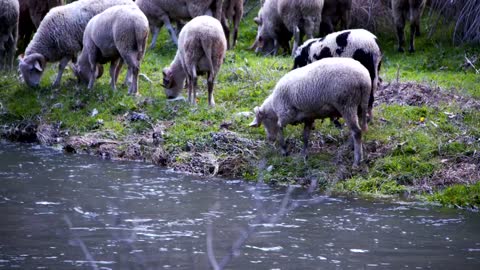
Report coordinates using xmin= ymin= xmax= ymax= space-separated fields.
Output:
xmin=0 ymin=141 xmax=479 ymax=269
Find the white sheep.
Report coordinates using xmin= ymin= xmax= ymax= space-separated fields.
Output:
xmin=18 ymin=0 xmax=134 ymax=88
xmin=0 ymin=0 xmax=19 ymax=71
xmin=320 ymin=0 xmax=351 ymax=36
xmin=221 ymin=0 xmax=243 ymax=50
xmin=392 ymin=0 xmax=426 ymax=52
xmin=250 ymin=57 xmax=371 ymax=167
xmin=293 ymin=29 xmax=382 ymax=122
xmin=72 ymin=5 xmax=149 ymax=96
xmin=277 ymin=0 xmax=324 ymax=56
xmin=136 ymin=0 xmax=223 ymax=49
xmin=250 ymin=0 xmax=292 ymax=56
xmin=162 ymin=15 xmax=226 ymax=106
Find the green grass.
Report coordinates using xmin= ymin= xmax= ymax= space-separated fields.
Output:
xmin=0 ymin=4 xmax=479 ymax=207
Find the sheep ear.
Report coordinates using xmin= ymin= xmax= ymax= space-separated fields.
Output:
xmin=33 ymin=60 xmax=43 ymax=72
xmin=162 ymin=68 xmax=173 ymax=87
xmin=254 ymin=17 xmax=261 ymax=25
xmin=18 ymin=54 xmax=24 ymax=62
xmin=249 ymin=106 xmax=262 ymax=127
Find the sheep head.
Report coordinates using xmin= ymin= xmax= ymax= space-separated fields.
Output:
xmin=249 ymin=105 xmax=279 ymax=142
xmin=72 ymin=63 xmax=103 ymax=85
xmin=162 ymin=67 xmax=184 ymax=99
xmin=18 ymin=53 xmax=46 ymax=87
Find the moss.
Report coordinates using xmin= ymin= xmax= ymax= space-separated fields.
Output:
xmin=430 ymin=182 xmax=480 ymax=208
xmin=336 ymin=176 xmax=407 ymax=195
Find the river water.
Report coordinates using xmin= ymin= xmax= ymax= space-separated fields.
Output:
xmin=0 ymin=141 xmax=479 ymax=269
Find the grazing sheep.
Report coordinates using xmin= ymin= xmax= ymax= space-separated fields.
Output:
xmin=136 ymin=0 xmax=223 ymax=49
xmin=320 ymin=0 xmax=351 ymax=36
xmin=163 ymin=16 xmax=226 ymax=106
xmin=277 ymin=0 xmax=324 ymax=55
xmin=293 ymin=29 xmax=382 ymax=122
xmin=392 ymin=0 xmax=426 ymax=52
xmin=17 ymin=0 xmax=64 ymax=52
xmin=250 ymin=0 xmax=292 ymax=56
xmin=18 ymin=0 xmax=134 ymax=88
xmin=251 ymin=0 xmax=323 ymax=56
xmin=72 ymin=5 xmax=149 ymax=96
xmin=250 ymin=57 xmax=371 ymax=166
xmin=0 ymin=0 xmax=19 ymax=71
xmin=221 ymin=0 xmax=243 ymax=49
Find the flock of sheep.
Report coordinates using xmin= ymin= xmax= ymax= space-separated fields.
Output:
xmin=0 ymin=0 xmax=427 ymax=166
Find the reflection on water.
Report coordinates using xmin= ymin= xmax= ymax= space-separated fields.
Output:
xmin=0 ymin=141 xmax=479 ymax=269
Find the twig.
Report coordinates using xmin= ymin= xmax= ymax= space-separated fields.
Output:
xmin=464 ymin=54 xmax=479 ymax=74
xmin=63 ymin=215 xmax=99 ymax=270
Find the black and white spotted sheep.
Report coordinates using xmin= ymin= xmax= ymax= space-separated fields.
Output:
xmin=293 ymin=29 xmax=382 ymax=122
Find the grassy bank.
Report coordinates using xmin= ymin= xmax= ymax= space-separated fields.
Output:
xmin=0 ymin=3 xmax=479 ymax=208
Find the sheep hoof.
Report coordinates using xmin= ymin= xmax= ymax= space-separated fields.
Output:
xmin=397 ymin=47 xmax=405 ymax=53
xmin=409 ymin=48 xmax=415 ymax=53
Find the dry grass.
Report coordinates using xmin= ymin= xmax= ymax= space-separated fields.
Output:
xmin=350 ymin=0 xmax=393 ymax=33
xmin=429 ymin=0 xmax=480 ymax=44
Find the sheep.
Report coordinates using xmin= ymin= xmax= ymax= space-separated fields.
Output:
xmin=162 ymin=16 xmax=226 ymax=106
xmin=251 ymin=0 xmax=323 ymax=56
xmin=320 ymin=0 xmax=351 ymax=36
xmin=136 ymin=0 xmax=223 ymax=49
xmin=293 ymin=29 xmax=382 ymax=123
xmin=18 ymin=0 xmax=134 ymax=88
xmin=0 ymin=0 xmax=19 ymax=71
xmin=250 ymin=0 xmax=292 ymax=56
xmin=72 ymin=5 xmax=149 ymax=96
xmin=277 ymin=0 xmax=324 ymax=56
xmin=17 ymin=0 xmax=64 ymax=52
xmin=220 ymin=0 xmax=243 ymax=49
xmin=249 ymin=57 xmax=371 ymax=167
xmin=391 ymin=0 xmax=426 ymax=53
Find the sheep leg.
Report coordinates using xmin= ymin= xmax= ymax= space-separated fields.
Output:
xmin=409 ymin=23 xmax=417 ymax=53
xmin=302 ymin=120 xmax=314 ymax=158
xmin=149 ymin=25 xmax=160 ymax=49
xmin=221 ymin=15 xmax=231 ymax=50
xmin=304 ymin=18 xmax=315 ymax=40
xmin=6 ymin=24 xmax=17 ymax=70
xmin=109 ymin=59 xmax=120 ymax=91
xmin=409 ymin=10 xmax=422 ymax=53
xmin=124 ymin=55 xmax=140 ymax=96
xmin=162 ymin=16 xmax=178 ymax=46
xmin=232 ymin=5 xmax=242 ymax=49
xmin=191 ymin=75 xmax=198 ymax=105
xmin=292 ymin=26 xmax=301 ymax=56
xmin=394 ymin=13 xmax=406 ymax=53
xmin=52 ymin=57 xmax=70 ymax=88
xmin=344 ymin=110 xmax=363 ymax=167
xmin=207 ymin=71 xmax=215 ymax=107
xmin=277 ymin=127 xmax=288 ymax=156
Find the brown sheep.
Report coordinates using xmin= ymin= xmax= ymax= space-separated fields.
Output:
xmin=17 ymin=0 xmax=64 ymax=52
xmin=392 ymin=0 xmax=426 ymax=52
xmin=320 ymin=0 xmax=351 ymax=36
xmin=221 ymin=0 xmax=243 ymax=49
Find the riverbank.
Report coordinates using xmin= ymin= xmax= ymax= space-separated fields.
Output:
xmin=1 ymin=4 xmax=479 ymax=207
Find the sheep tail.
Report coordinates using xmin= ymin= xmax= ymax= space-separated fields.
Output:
xmin=135 ymin=23 xmax=149 ymax=61
xmin=200 ymin=38 xmax=215 ymax=78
